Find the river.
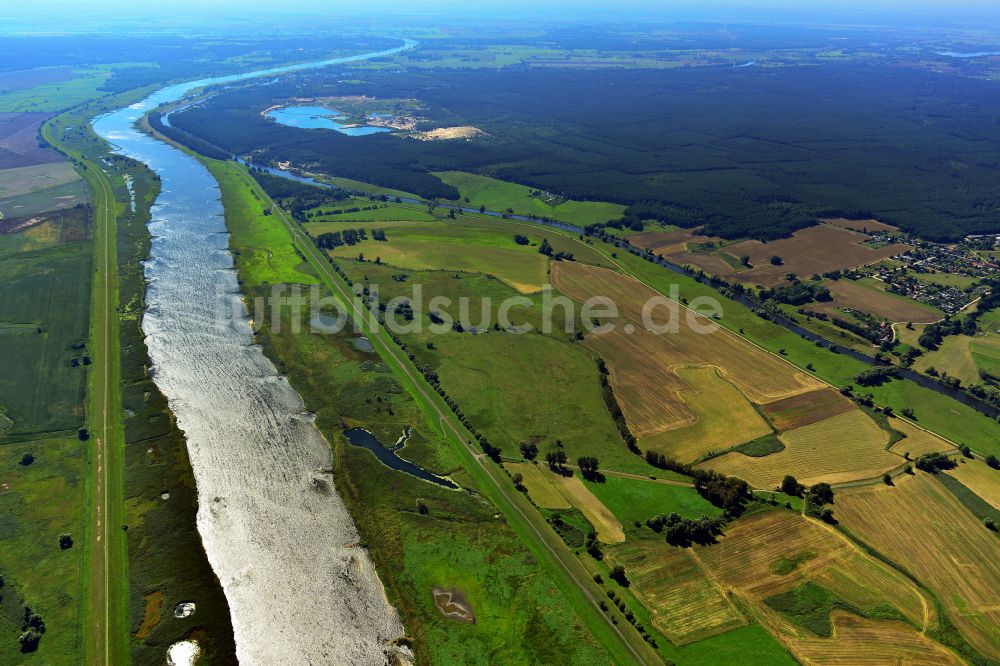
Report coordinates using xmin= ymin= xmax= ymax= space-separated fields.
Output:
xmin=93 ymin=40 xmax=416 ymax=665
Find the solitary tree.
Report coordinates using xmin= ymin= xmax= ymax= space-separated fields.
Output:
xmin=781 ymin=475 xmax=802 ymax=497
xmin=578 ymin=456 xmax=600 ymax=480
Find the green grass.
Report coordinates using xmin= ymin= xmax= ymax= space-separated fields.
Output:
xmin=909 ymin=272 xmax=980 ymax=289
xmin=769 ymin=551 xmax=817 ymax=576
xmin=733 ymin=434 xmax=785 ymax=457
xmin=319 ymin=219 xmax=550 ymax=293
xmin=764 ymin=581 xmax=860 ymax=637
xmin=582 ymin=475 xmax=719 ymax=527
xmin=0 ymin=70 xmax=110 ymax=112
xmin=308 ymin=198 xmax=437 ymax=222
xmin=0 ymin=437 xmax=86 ymax=663
xmin=334 ymin=257 xmax=652 ymax=476
xmin=205 ymin=160 xmax=320 ymax=285
xmin=435 ymin=171 xmax=625 ymax=227
xmin=670 ymin=623 xmax=797 ymax=665
xmin=0 ymin=230 xmax=91 ymax=439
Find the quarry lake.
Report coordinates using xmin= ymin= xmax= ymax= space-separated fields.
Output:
xmin=92 ymin=39 xmax=415 ymax=665
xmin=265 ymin=104 xmax=391 ymax=135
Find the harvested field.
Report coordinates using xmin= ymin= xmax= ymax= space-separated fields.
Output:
xmin=506 ymin=462 xmax=570 ymax=509
xmin=670 ymin=251 xmax=736 ymax=277
xmin=821 ymin=217 xmax=899 ymax=233
xmin=693 ymin=511 xmax=947 ymax=663
xmin=0 ymin=112 xmax=61 ymax=169
xmin=610 ymin=541 xmax=746 ymax=645
xmin=836 ymin=473 xmax=1000 ymax=660
xmin=888 ymin=419 xmax=954 ymax=458
xmin=761 ymin=388 xmax=855 ymax=432
xmin=555 ymin=474 xmax=624 ymax=544
xmin=703 ymin=410 xmax=898 ymax=488
xmin=946 ymin=458 xmax=1000 ymax=512
xmin=0 ymin=161 xmax=79 ymax=199
xmin=630 ymin=228 xmax=723 ymax=256
xmin=785 ymin=612 xmax=961 ymax=665
xmin=694 ymin=512 xmax=927 ymax=625
xmin=551 ymin=262 xmax=821 ymax=437
xmin=640 ymin=366 xmax=772 ymax=462
xmin=818 ymin=278 xmax=940 ymax=323
xmin=665 ymin=225 xmax=910 ymax=287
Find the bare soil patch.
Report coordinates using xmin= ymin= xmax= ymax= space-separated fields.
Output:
xmin=411 ymin=126 xmax=484 ymax=141
xmin=432 ymin=587 xmax=476 ymax=624
xmin=761 ymin=388 xmax=856 ymax=432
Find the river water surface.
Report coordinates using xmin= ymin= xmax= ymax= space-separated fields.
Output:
xmin=93 ymin=40 xmax=415 ymax=664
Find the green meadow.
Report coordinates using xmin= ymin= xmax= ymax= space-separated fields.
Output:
xmin=583 ymin=475 xmax=720 ymax=528
xmin=315 ymin=219 xmax=550 ymax=293
xmin=207 ymin=160 xmax=319 ymax=286
xmin=435 ymin=171 xmax=625 ymax=227
xmin=0 ymin=437 xmax=86 ymax=663
xmin=0 ymin=212 xmax=91 ymax=441
xmin=0 ymin=70 xmax=110 ymax=112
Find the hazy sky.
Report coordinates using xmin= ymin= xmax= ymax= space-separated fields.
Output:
xmin=5 ymin=0 xmax=1000 ymax=33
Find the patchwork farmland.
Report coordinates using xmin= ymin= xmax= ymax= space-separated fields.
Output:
xmin=836 ymin=473 xmax=1000 ymax=660
xmin=553 ymin=261 xmax=906 ymax=488
xmin=692 ymin=511 xmax=957 ymax=664
xmin=634 ymin=223 xmax=911 ymax=287
xmin=704 ymin=410 xmax=899 ymax=488
xmin=551 ymin=261 xmax=821 ymax=438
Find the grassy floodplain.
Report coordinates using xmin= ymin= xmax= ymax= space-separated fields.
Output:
xmin=204 ymin=158 xmax=657 ymax=664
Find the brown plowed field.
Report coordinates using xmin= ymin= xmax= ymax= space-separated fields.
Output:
xmin=761 ymin=388 xmax=855 ymax=432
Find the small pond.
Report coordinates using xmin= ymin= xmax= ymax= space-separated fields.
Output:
xmin=343 ymin=427 xmax=458 ymax=489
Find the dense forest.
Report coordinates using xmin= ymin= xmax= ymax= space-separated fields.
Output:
xmin=172 ymin=60 xmax=1000 ymax=240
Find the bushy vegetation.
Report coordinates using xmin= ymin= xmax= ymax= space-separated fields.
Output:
xmin=914 ymin=452 xmax=958 ymax=473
